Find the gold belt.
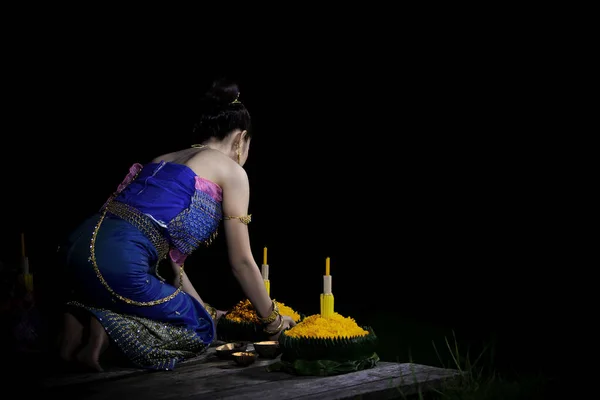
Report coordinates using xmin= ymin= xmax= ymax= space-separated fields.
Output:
xmin=105 ymin=201 xmax=170 ymax=261
xmin=89 ymin=200 xmax=184 ymax=307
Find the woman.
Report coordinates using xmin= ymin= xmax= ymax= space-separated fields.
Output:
xmin=56 ymin=78 xmax=296 ymax=372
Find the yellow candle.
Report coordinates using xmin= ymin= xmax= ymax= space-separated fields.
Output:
xmin=21 ymin=256 xmax=29 ymax=275
xmin=21 ymin=233 xmax=25 ymax=257
xmin=25 ymin=273 xmax=34 ymax=293
xmin=263 ymin=247 xmax=267 ymax=265
xmin=320 ymin=293 xmax=334 ymax=318
xmin=321 ymin=257 xmax=334 ymax=317
xmin=264 ymin=279 xmax=270 ymax=296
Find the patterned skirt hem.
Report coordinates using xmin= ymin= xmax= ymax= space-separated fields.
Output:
xmin=66 ymin=301 xmax=209 ymax=370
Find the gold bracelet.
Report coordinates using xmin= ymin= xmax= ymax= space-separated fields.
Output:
xmin=263 ymin=315 xmax=284 ymax=335
xmin=258 ymin=301 xmax=280 ymax=325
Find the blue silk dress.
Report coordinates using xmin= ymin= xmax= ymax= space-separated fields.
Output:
xmin=61 ymin=161 xmax=224 ymax=370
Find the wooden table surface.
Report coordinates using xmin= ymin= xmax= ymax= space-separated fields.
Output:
xmin=42 ymin=344 xmax=461 ymax=400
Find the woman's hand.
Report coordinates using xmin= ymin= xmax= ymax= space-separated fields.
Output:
xmin=266 ymin=315 xmax=297 ymax=341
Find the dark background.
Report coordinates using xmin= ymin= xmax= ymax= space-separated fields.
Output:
xmin=1 ymin=27 xmax=564 ymax=383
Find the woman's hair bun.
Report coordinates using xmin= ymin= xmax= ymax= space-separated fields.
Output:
xmin=203 ymin=78 xmax=240 ymax=106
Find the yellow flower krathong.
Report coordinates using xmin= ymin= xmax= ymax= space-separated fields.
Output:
xmin=225 ymin=299 xmax=301 ymax=323
xmin=284 ymin=313 xmax=369 ymax=339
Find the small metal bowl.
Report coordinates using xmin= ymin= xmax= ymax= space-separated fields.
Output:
xmin=253 ymin=341 xmax=281 ymax=359
xmin=232 ymin=351 xmax=258 ymax=366
xmin=215 ymin=342 xmax=247 ymax=359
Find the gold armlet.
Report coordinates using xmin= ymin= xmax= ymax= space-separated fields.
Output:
xmin=223 ymin=214 xmax=252 ymax=225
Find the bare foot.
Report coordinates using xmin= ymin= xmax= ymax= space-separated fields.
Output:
xmin=58 ymin=312 xmax=84 ymax=362
xmin=76 ymin=316 xmax=109 ymax=372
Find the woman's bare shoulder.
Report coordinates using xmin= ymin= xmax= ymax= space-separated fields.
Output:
xmin=151 ymin=148 xmax=196 ymax=164
xmin=188 ymin=149 xmax=246 ymax=187
xmin=151 ymin=151 xmax=176 ymax=164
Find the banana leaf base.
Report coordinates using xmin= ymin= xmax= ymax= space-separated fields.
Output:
xmin=267 ymin=352 xmax=380 ymax=376
xmin=270 ymin=326 xmax=379 ymax=376
xmin=278 ymin=327 xmax=378 ymax=362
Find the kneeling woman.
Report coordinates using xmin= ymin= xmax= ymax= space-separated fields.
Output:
xmin=57 ymin=79 xmax=296 ymax=371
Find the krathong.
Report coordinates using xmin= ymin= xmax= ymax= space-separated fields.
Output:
xmin=225 ymin=299 xmax=301 ymax=323
xmin=217 ymin=299 xmax=302 ymax=342
xmin=283 ymin=312 xmax=369 ymax=339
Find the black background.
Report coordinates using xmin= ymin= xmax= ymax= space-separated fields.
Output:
xmin=1 ymin=21 xmax=565 ymax=383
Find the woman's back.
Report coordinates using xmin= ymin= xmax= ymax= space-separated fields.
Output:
xmin=152 ymin=146 xmax=232 ymax=191
xmin=108 ymin=156 xmax=224 ymax=263
xmin=115 ymin=160 xmax=223 ymax=226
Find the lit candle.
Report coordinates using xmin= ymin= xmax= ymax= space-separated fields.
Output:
xmin=323 ymin=257 xmax=332 ymax=294
xmin=20 ymin=233 xmax=33 ymax=292
xmin=24 ymin=273 xmax=33 ymax=293
xmin=261 ymin=263 xmax=269 ymax=280
xmin=261 ymin=264 xmax=270 ymax=295
xmin=21 ymin=256 xmax=29 ymax=275
xmin=320 ymin=257 xmax=334 ymax=318
xmin=320 ymin=293 xmax=334 ymax=318
xmin=262 ymin=246 xmax=269 ymax=295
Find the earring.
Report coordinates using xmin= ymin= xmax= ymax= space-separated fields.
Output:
xmin=236 ymin=143 xmax=242 ymax=165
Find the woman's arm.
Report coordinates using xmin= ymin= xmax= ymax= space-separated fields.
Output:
xmin=221 ymin=164 xmax=274 ymax=320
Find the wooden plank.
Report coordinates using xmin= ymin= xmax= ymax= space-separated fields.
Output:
xmin=283 ymin=363 xmax=461 ymax=400
xmin=50 ymin=360 xmax=459 ymax=400
xmin=43 ymin=339 xmax=461 ymax=400
xmin=41 ymin=365 xmax=150 ymax=388
xmin=50 ymin=355 xmax=283 ymax=394
xmin=42 ymin=341 xmax=229 ymax=388
xmin=200 ymin=363 xmax=460 ymax=400
xmin=43 ymin=345 xmax=282 ymax=394
xmin=42 ymin=349 xmax=217 ymax=388
xmin=55 ymin=359 xmax=295 ymax=400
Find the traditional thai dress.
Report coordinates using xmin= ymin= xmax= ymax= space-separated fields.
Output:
xmin=59 ymin=160 xmax=223 ymax=370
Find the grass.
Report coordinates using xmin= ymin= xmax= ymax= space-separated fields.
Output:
xmin=348 ymin=310 xmax=552 ymax=400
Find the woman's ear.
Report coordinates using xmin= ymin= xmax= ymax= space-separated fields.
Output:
xmin=232 ymin=130 xmax=248 ymax=150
